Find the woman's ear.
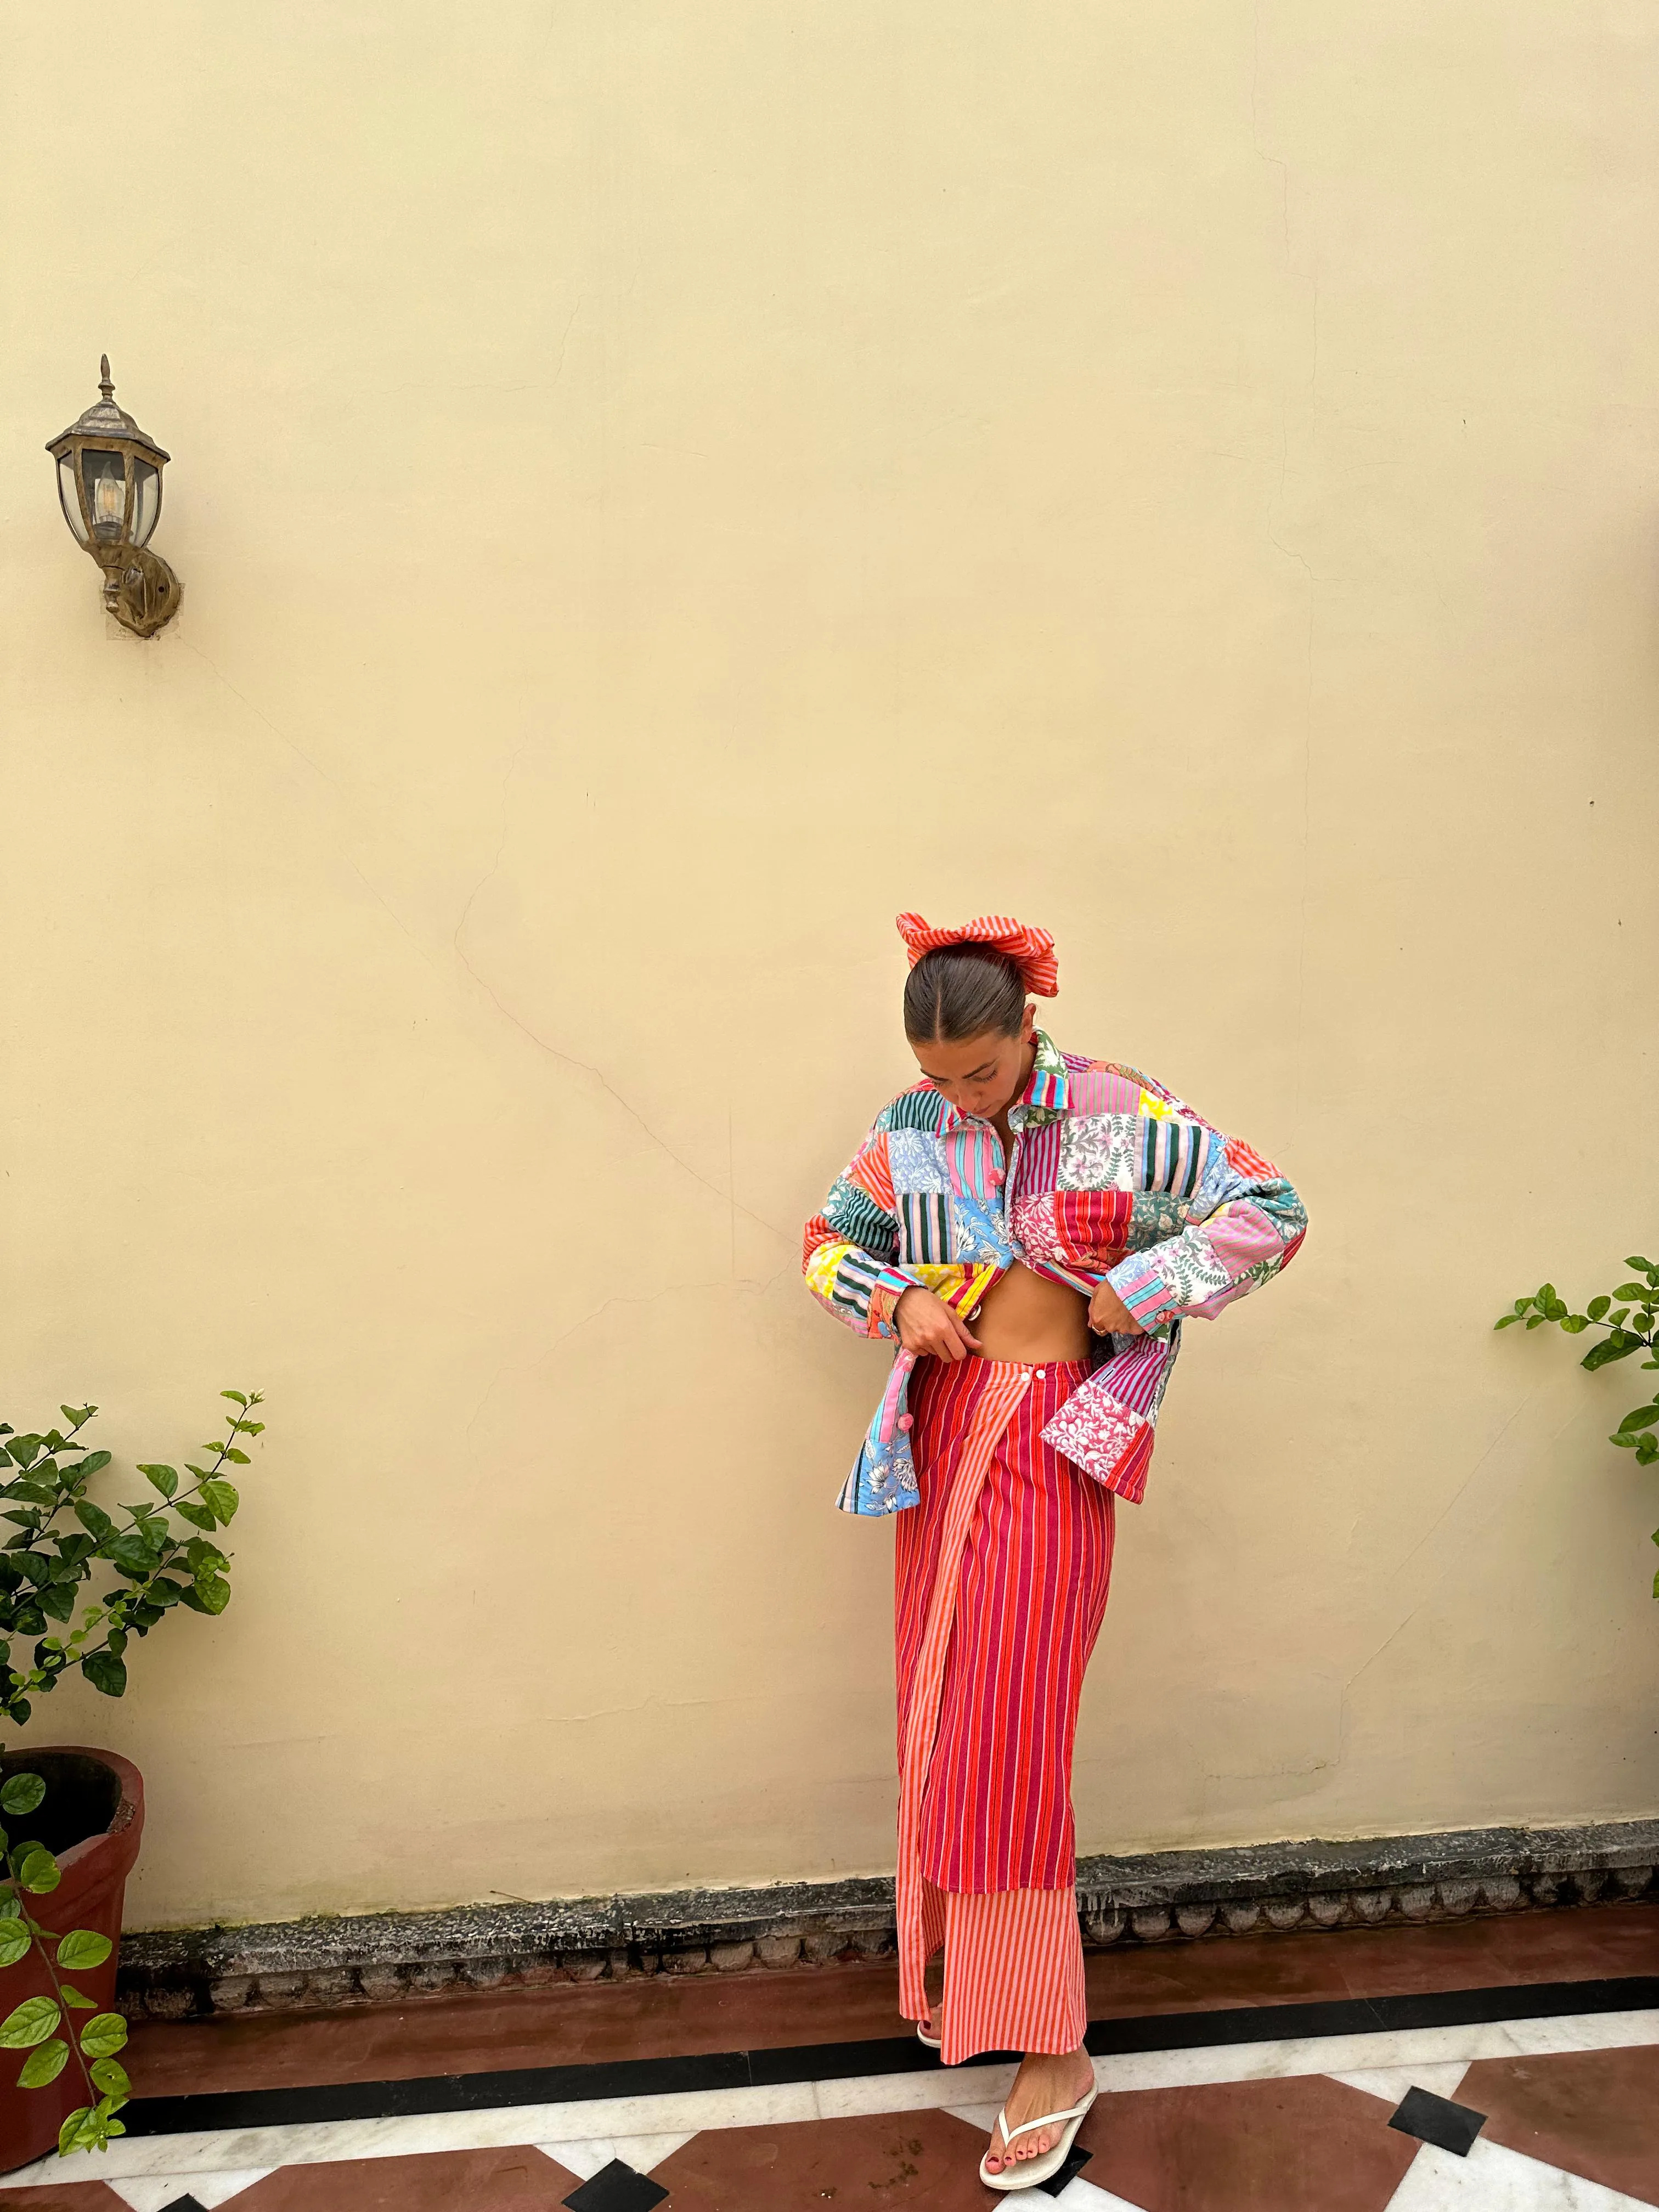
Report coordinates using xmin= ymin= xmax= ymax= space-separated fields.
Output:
xmin=1023 ymin=1001 xmax=1037 ymax=1044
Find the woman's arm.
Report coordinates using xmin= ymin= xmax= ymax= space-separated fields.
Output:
xmin=802 ymin=1121 xmax=926 ymax=1339
xmin=1101 ymin=1090 xmax=1308 ymax=1331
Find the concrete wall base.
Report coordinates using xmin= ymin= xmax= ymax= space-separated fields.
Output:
xmin=116 ymin=1818 xmax=1659 ymax=2021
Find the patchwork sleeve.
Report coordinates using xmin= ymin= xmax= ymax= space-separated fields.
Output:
xmin=1104 ymin=1102 xmax=1308 ymax=1332
xmin=802 ymin=1121 xmax=927 ymax=1339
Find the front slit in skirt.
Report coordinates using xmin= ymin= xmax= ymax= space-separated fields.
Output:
xmin=894 ymin=1355 xmax=1115 ymax=2066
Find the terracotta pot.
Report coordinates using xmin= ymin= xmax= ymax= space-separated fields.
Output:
xmin=0 ymin=1746 xmax=144 ymax=2175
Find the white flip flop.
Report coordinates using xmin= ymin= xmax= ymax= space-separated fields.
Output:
xmin=916 ymin=2016 xmax=942 ymax=2050
xmin=979 ymin=2083 xmax=1098 ymax=2192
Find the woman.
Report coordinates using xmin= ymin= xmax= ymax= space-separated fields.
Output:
xmin=803 ymin=912 xmax=1307 ymax=2191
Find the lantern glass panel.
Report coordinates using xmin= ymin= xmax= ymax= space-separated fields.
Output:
xmin=133 ymin=460 xmax=162 ymax=548
xmin=82 ymin=448 xmax=128 ymax=543
xmin=57 ymin=453 xmax=91 ymax=546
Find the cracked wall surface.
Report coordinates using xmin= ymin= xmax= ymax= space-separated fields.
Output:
xmin=1 ymin=0 xmax=1656 ymax=1930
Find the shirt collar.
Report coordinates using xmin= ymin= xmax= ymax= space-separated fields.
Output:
xmin=1011 ymin=1030 xmax=1070 ymax=1125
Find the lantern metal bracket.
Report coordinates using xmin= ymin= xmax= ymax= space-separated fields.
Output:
xmin=46 ymin=356 xmax=183 ymax=639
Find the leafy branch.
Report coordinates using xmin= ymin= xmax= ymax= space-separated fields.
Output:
xmin=0 ymin=1770 xmax=129 ymax=2154
xmin=1 ymin=1391 xmax=265 ymax=1726
xmin=1497 ymin=1255 xmax=1659 ymax=1593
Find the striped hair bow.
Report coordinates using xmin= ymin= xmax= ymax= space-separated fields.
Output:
xmin=895 ymin=911 xmax=1058 ymax=997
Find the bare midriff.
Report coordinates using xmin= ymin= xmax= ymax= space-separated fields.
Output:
xmin=970 ymin=1261 xmax=1091 ymax=1364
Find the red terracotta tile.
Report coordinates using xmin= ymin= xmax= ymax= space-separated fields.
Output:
xmin=0 ymin=2185 xmax=129 ymax=2211
xmin=229 ymin=2144 xmax=582 ymax=2208
xmin=652 ymin=2108 xmax=997 ymax=2208
xmin=120 ymin=1903 xmax=1659 ymax=2102
xmin=1075 ymin=2075 xmax=1421 ymax=2211
xmin=1460 ymin=2043 xmax=1659 ymax=2207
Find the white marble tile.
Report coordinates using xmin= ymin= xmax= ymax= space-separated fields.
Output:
xmin=1383 ymin=2135 xmax=1655 ymax=2209
xmin=1052 ymin=2176 xmax=1153 ymax=2210
xmin=814 ymin=2059 xmax=1018 ymax=2120
xmin=533 ymin=2130 xmax=694 ymax=2179
xmin=0 ymin=2081 xmax=816 ymax=2183
xmin=109 ymin=2173 xmax=274 ymax=2211
xmin=1086 ymin=2010 xmax=1659 ymax=2098
xmin=1333 ymin=2062 xmax=1474 ymax=2106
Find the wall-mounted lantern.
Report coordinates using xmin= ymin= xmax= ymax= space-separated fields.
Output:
xmin=46 ymin=357 xmax=182 ymax=639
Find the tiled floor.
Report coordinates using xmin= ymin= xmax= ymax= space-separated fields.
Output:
xmin=3 ymin=1907 xmax=1657 ymax=2210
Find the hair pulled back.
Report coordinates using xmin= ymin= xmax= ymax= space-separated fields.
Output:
xmin=902 ymin=944 xmax=1028 ymax=1044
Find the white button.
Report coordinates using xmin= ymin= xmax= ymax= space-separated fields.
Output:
xmin=1034 ymin=1367 xmax=1046 ymax=1379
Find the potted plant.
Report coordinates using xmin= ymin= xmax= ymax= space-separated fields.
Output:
xmin=1 ymin=1390 xmax=265 ymax=2171
xmin=1497 ymin=1256 xmax=1659 ymax=1593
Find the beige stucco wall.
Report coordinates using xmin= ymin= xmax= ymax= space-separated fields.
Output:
xmin=2 ymin=2 xmax=1656 ymax=1932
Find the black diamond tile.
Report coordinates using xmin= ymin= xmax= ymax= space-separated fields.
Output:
xmin=1037 ymin=2142 xmax=1094 ymax=2195
xmin=562 ymin=2159 xmax=669 ymax=2212
xmin=1388 ymin=2085 xmax=1488 ymax=2157
xmin=160 ymin=2199 xmax=208 ymax=2211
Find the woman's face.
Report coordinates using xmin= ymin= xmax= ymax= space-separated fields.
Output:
xmin=910 ymin=1007 xmax=1037 ymax=1123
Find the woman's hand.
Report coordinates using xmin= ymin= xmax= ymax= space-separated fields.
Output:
xmin=1089 ymin=1281 xmax=1144 ymax=1338
xmin=895 ymin=1286 xmax=983 ymax=1363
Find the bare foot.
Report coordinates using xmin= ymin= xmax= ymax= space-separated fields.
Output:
xmin=983 ymin=2044 xmax=1094 ymax=2176
xmin=921 ymin=1957 xmax=945 ymax=2042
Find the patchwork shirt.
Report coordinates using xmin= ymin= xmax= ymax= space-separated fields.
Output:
xmin=803 ymin=1032 xmax=1307 ymax=1515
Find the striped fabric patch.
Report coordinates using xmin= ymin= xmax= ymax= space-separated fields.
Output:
xmin=882 ymin=1085 xmax=950 ymax=1133
xmin=1141 ymin=1114 xmax=1208 ymax=1198
xmin=899 ymin=1191 xmax=952 ymax=1263
xmin=822 ymin=1175 xmax=897 ymax=1254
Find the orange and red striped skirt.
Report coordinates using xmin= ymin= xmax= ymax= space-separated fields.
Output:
xmin=894 ymin=1355 xmax=1115 ymax=2065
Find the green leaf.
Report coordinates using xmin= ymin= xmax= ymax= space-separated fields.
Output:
xmin=1588 ymin=1295 xmax=1612 ymax=1321
xmin=6 ymin=1481 xmax=58 ymax=1508
xmin=68 ymin=1451 xmax=111 ymax=1480
xmin=59 ymin=2102 xmax=98 ymax=2154
xmin=182 ymin=1574 xmax=231 ymax=1616
xmin=1617 ymin=1405 xmax=1659 ymax=1432
xmin=200 ymin=1480 xmax=239 ymax=1523
xmin=1583 ymin=1338 xmax=1643 ymax=1370
xmin=37 ymin=1582 xmax=76 ymax=1624
xmin=72 ymin=1502 xmax=114 ymax=1544
xmin=0 ymin=1773 xmax=44 ymax=1818
xmin=1495 ymin=1313 xmax=1522 ymax=1329
xmin=1624 ymin=1257 xmax=1654 ymax=1272
xmin=1615 ymin=1283 xmax=1646 ymax=1301
xmin=60 ymin=1982 xmax=95 ymax=2008
xmin=15 ymin=1847 xmax=60 ymax=1894
xmin=184 ymin=1538 xmax=228 ymax=1571
xmin=19 ymin=2035 xmax=69 ymax=2086
xmin=1526 ymin=1315 xmax=1546 ymax=1329
xmin=174 ymin=1500 xmax=216 ymax=1532
xmin=56 ymin=1928 xmax=112 ymax=1971
xmin=104 ymin=1532 xmax=157 ymax=1580
xmin=221 ymin=1449 xmax=250 ymax=1466
xmin=89 ymin=2054 xmax=129 ymax=2103
xmin=1639 ymin=1436 xmax=1659 ymax=1465
xmin=81 ymin=1650 xmax=127 ymax=1698
xmin=0 ymin=1994 xmax=61 ymax=2047
xmin=222 ymin=1391 xmax=248 ymax=1406
xmin=1562 ymin=1316 xmax=1590 ymax=1334
xmin=0 ymin=1919 xmax=30 ymax=1967
xmin=139 ymin=1465 xmax=178 ymax=1500
xmin=77 ymin=2011 xmax=127 ymax=2058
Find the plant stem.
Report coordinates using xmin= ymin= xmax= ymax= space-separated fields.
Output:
xmin=5 ymin=1861 xmax=98 ymax=2114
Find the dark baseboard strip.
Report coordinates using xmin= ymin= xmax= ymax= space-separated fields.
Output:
xmin=121 ymin=1974 xmax=1659 ymax=2141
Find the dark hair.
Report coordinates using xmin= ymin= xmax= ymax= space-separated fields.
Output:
xmin=902 ymin=945 xmax=1028 ymax=1043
